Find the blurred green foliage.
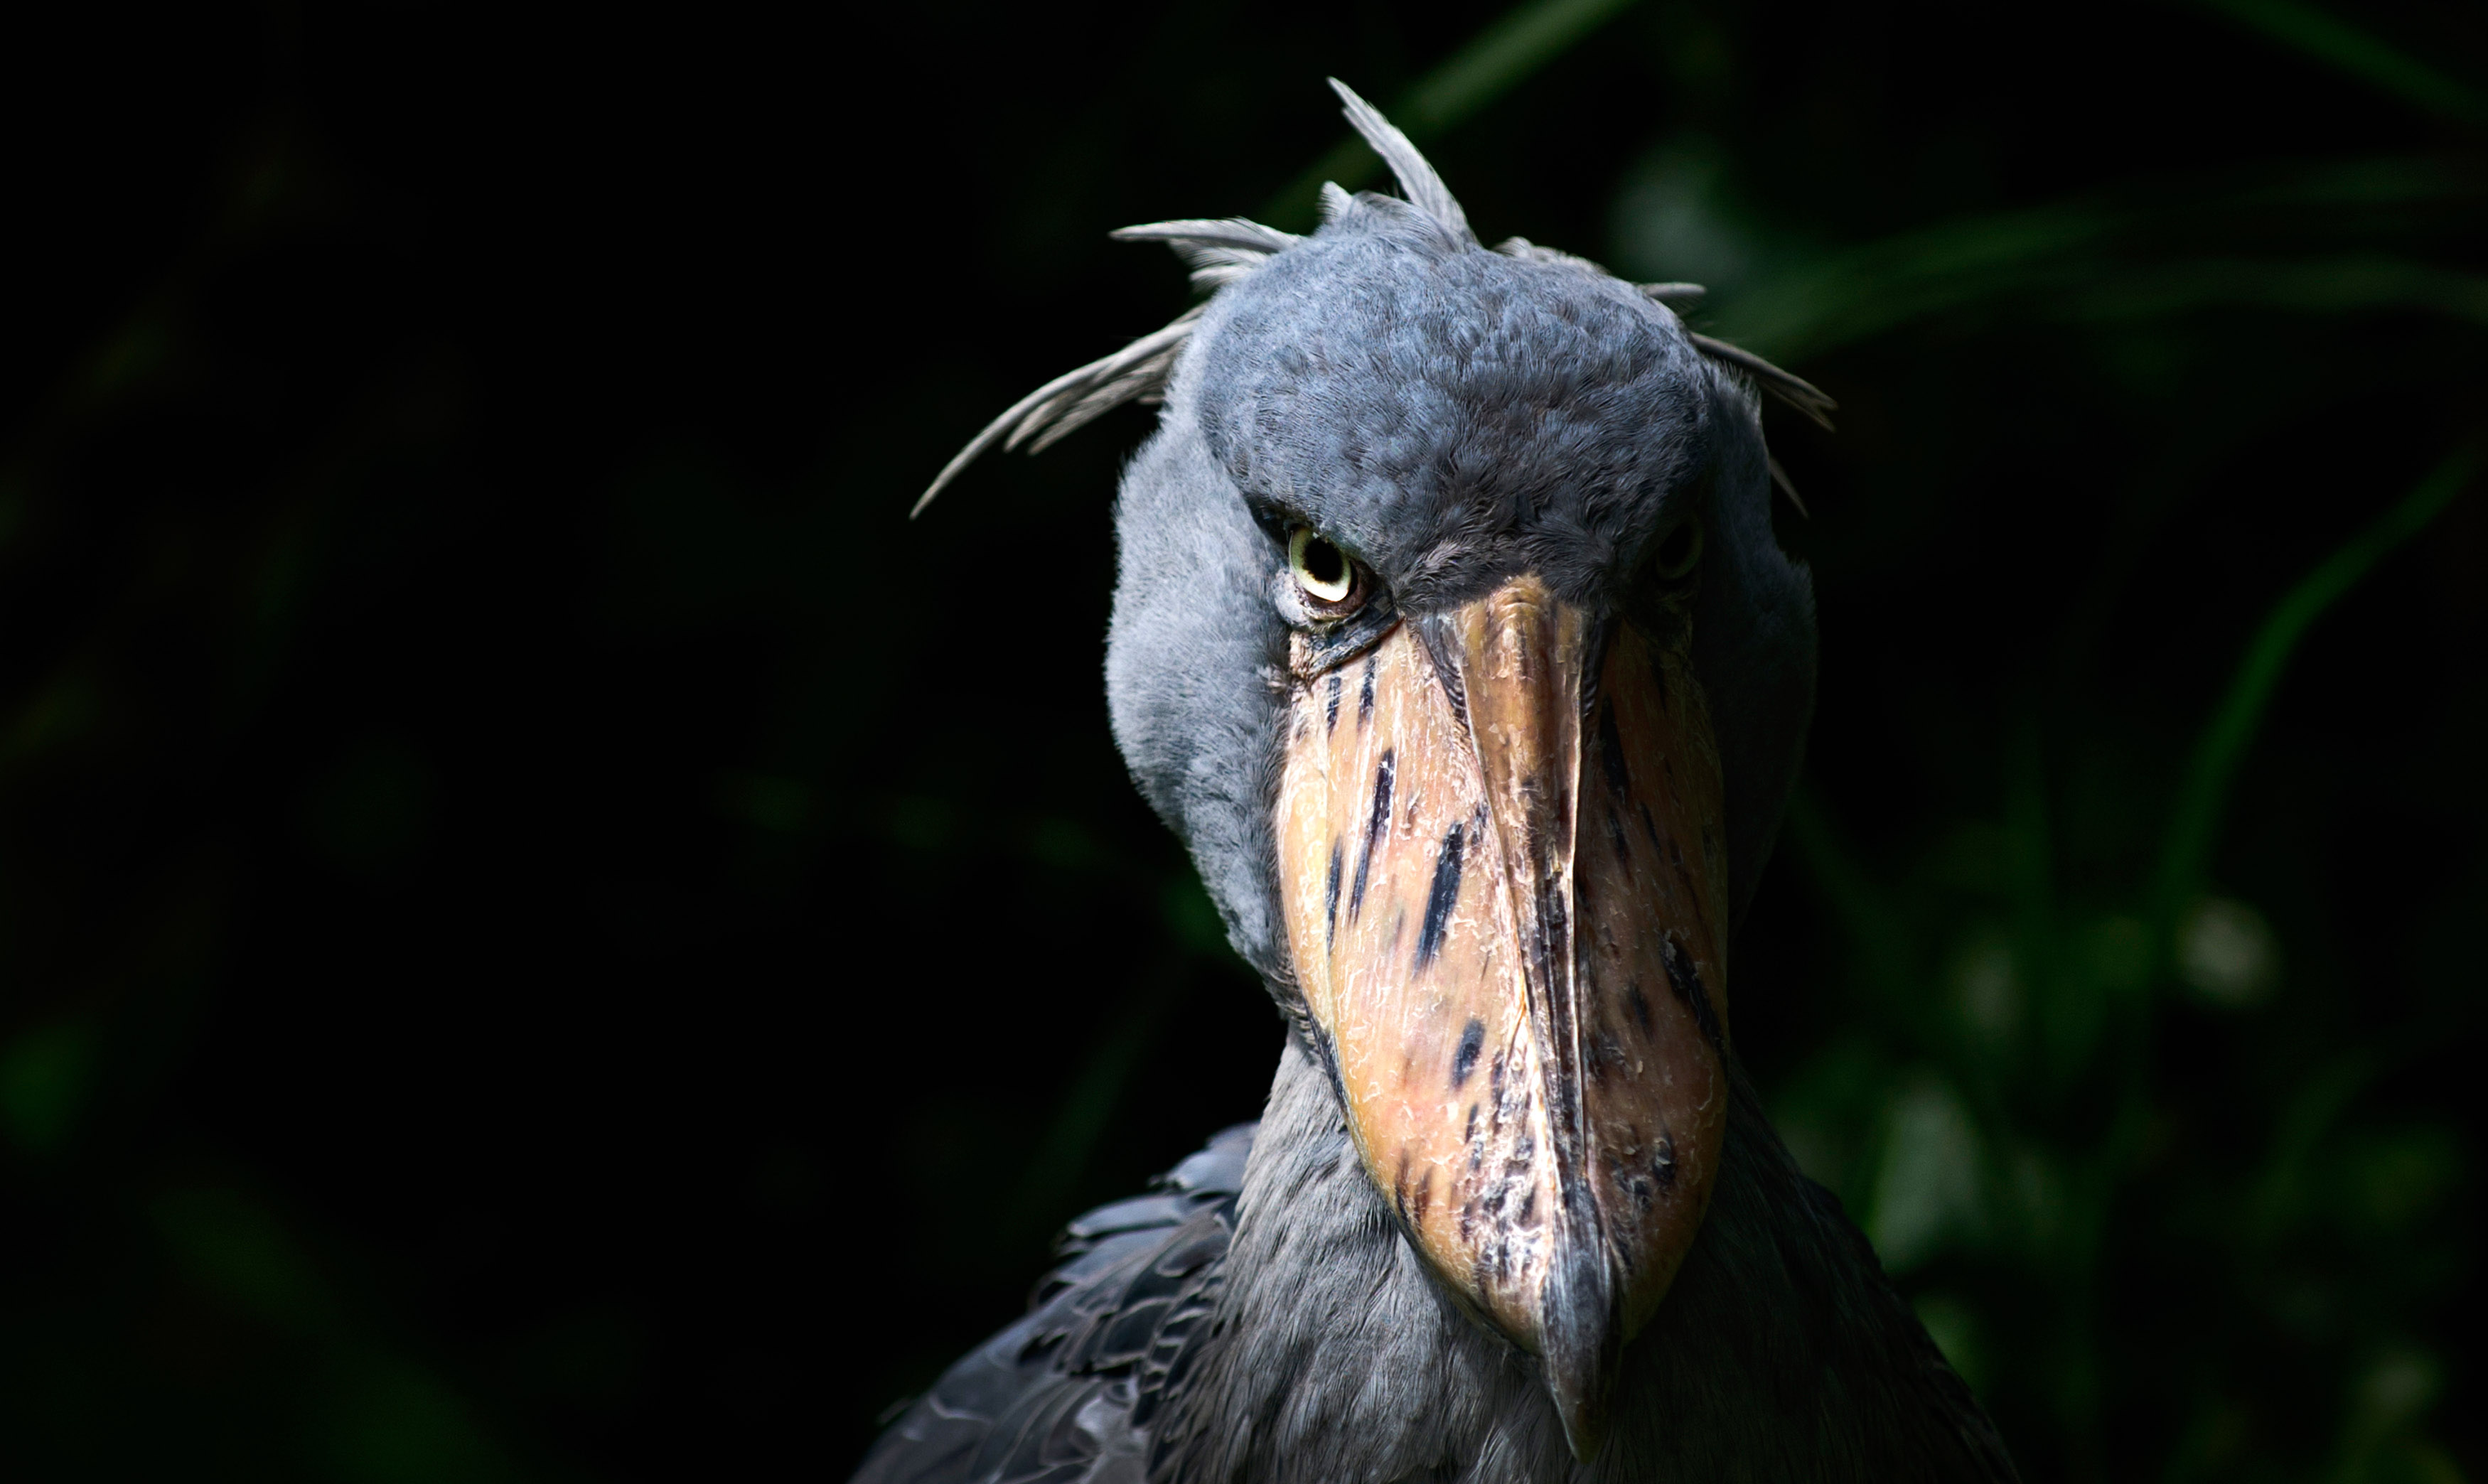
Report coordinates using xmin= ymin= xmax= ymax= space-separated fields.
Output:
xmin=1683 ymin=45 xmax=2485 ymax=1475
xmin=1 ymin=0 xmax=2482 ymax=1479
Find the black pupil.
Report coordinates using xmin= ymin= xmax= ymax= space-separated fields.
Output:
xmin=1657 ymin=523 xmax=1695 ymax=574
xmin=1301 ymin=537 xmax=1346 ymax=588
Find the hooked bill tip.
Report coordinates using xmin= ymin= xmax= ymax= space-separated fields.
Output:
xmin=1538 ymin=1205 xmax=1621 ymax=1461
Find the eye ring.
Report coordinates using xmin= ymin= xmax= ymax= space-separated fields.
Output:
xmin=1287 ymin=526 xmax=1358 ymax=606
xmin=1652 ymin=515 xmax=1705 ymax=583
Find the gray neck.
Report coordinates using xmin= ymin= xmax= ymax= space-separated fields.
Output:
xmin=1152 ymin=1039 xmax=2013 ymax=1484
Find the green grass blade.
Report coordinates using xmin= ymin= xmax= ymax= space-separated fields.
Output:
xmin=1395 ymin=0 xmax=1644 ymax=134
xmin=1723 ymin=235 xmax=2488 ymax=367
xmin=1262 ymin=0 xmax=1643 ymax=226
xmin=1782 ymin=789 xmax=1919 ymax=1009
xmin=2149 ymin=447 xmax=2478 ymax=934
xmin=1713 ymin=200 xmax=2120 ymax=361
xmin=1707 ymin=157 xmax=2479 ymax=363
xmin=2066 ymin=256 xmax=2488 ymax=328
xmin=2193 ymin=0 xmax=2488 ymax=127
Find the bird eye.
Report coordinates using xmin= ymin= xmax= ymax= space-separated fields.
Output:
xmin=1288 ymin=527 xmax=1357 ymax=606
xmin=1652 ymin=516 xmax=1705 ymax=583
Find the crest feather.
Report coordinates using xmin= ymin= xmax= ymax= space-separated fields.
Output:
xmin=1113 ymin=220 xmax=1304 ymax=292
xmin=1687 ymin=333 xmax=1838 ymax=432
xmin=1326 ymin=77 xmax=1476 ymax=246
xmin=911 ymin=306 xmax=1209 ymax=516
xmin=911 ymin=84 xmax=1833 ymax=518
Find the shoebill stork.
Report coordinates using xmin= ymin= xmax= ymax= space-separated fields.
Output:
xmin=860 ymin=83 xmax=2016 ymax=1484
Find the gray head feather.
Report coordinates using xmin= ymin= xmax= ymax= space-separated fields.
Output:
xmin=911 ymin=86 xmax=1826 ymax=518
xmin=1688 ymin=332 xmax=1838 ymax=431
xmin=1639 ymin=281 xmax=1708 ymax=306
xmin=1113 ymin=220 xmax=1304 ymax=293
xmin=1111 ymin=218 xmax=1302 ymax=256
xmin=911 ymin=305 xmax=1211 ymax=515
xmin=1324 ymin=77 xmax=1477 ymax=247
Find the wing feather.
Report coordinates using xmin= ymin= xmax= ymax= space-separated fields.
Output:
xmin=851 ymin=1127 xmax=1255 ymax=1484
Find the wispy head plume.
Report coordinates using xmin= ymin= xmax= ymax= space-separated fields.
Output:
xmin=911 ymin=83 xmax=1831 ymax=517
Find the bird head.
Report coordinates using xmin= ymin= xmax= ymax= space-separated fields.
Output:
xmin=919 ymin=82 xmax=1822 ymax=1462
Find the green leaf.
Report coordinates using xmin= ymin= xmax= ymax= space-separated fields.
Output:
xmin=1706 ymin=158 xmax=2485 ymax=362
xmin=2192 ymin=0 xmax=2488 ymax=127
xmin=1262 ymin=0 xmax=1644 ymax=225
xmin=0 ymin=1021 xmax=93 ymax=1154
xmin=2065 ymin=257 xmax=2488 ymax=328
xmin=2150 ymin=447 xmax=2477 ymax=937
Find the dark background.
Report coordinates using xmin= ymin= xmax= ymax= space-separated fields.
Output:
xmin=2 ymin=1 xmax=2482 ymax=1480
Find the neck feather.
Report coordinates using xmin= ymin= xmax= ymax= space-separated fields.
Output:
xmin=1151 ymin=1038 xmax=2014 ymax=1484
